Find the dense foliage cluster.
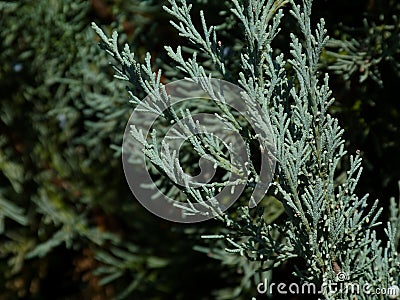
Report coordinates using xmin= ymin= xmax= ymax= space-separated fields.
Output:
xmin=0 ymin=0 xmax=399 ymax=299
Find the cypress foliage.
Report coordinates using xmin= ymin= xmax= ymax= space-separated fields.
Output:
xmin=1 ymin=0 xmax=399 ymax=299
